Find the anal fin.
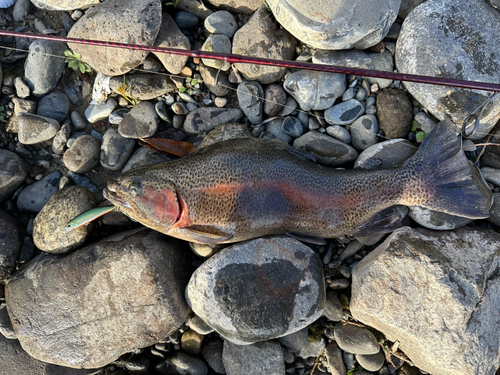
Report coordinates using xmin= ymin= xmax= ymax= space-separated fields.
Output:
xmin=181 ymin=225 xmax=234 ymax=245
xmin=352 ymin=206 xmax=408 ymax=237
xmin=286 ymin=232 xmax=327 ymax=245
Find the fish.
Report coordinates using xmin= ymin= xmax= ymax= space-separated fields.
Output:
xmin=103 ymin=121 xmax=490 ymax=245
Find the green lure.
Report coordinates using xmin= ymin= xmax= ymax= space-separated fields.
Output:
xmin=65 ymin=206 xmax=116 ymax=231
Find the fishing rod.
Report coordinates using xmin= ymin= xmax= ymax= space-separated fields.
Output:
xmin=1 ymin=30 xmax=500 ymax=93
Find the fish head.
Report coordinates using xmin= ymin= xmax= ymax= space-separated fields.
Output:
xmin=103 ymin=174 xmax=181 ymax=231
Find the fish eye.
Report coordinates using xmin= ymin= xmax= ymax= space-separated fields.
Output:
xmin=128 ymin=182 xmax=141 ymax=197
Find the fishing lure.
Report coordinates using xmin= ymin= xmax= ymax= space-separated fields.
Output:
xmin=65 ymin=206 xmax=115 ymax=231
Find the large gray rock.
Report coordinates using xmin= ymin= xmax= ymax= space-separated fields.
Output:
xmin=222 ymin=340 xmax=285 ymax=375
xmin=6 ymin=228 xmax=192 ymax=369
xmin=0 ymin=150 xmax=27 ymax=203
xmin=17 ymin=113 xmax=60 ymax=145
xmin=396 ymin=0 xmax=500 ymax=139
xmin=29 ymin=0 xmax=99 ymax=10
xmin=232 ymin=6 xmax=296 ymax=84
xmin=67 ymin=0 xmax=162 ymax=76
xmin=153 ymin=13 xmax=190 ymax=74
xmin=186 ymin=236 xmax=325 ymax=345
xmin=351 ymin=226 xmax=500 ymax=375
xmin=24 ymin=40 xmax=66 ymax=96
xmin=0 ymin=334 xmax=49 ymax=375
xmin=266 ymin=0 xmax=400 ymax=50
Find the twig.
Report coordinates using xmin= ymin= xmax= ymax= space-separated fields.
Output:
xmin=475 ymin=123 xmax=500 ymax=164
xmin=309 ymin=347 xmax=326 ymax=375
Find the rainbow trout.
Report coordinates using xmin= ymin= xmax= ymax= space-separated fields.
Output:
xmin=104 ymin=122 xmax=489 ymax=244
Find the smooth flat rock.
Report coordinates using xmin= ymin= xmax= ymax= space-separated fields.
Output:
xmin=100 ymin=129 xmax=135 ymax=171
xmin=351 ymin=226 xmax=500 ymax=375
xmin=84 ymin=98 xmax=117 ymax=123
xmin=395 ymin=0 xmax=500 ymax=139
xmin=109 ymin=74 xmax=176 ymax=101
xmin=222 ymin=340 xmax=285 ymax=375
xmin=199 ymin=61 xmax=233 ymax=97
xmin=324 ymin=99 xmax=364 ymax=126
xmin=204 ymin=10 xmax=238 ymax=38
xmin=349 ymin=115 xmax=379 ymax=151
xmin=186 ymin=236 xmax=325 ymax=345
xmin=0 ymin=150 xmax=27 ymax=203
xmin=17 ymin=113 xmax=60 ymax=145
xmin=36 ymin=92 xmax=70 ymax=123
xmin=121 ymin=147 xmax=171 ymax=173
xmin=201 ymin=34 xmax=232 ymax=71
xmin=29 ymin=0 xmax=99 ymax=10
xmin=266 ymin=0 xmax=400 ymax=50
xmin=232 ymin=6 xmax=296 ymax=84
xmin=183 ymin=108 xmax=243 ymax=134
xmin=67 ymin=0 xmax=162 ymax=76
xmin=6 ymin=228 xmax=192 ymax=369
xmin=237 ymin=81 xmax=263 ymax=124
xmin=118 ymin=101 xmax=159 ymax=139
xmin=63 ymin=135 xmax=101 ymax=173
xmin=0 ymin=210 xmax=23 ymax=280
xmin=16 ymin=171 xmax=61 ymax=213
xmin=153 ymin=13 xmax=190 ymax=74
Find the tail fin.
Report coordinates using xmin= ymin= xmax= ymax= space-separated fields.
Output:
xmin=403 ymin=119 xmax=489 ymax=219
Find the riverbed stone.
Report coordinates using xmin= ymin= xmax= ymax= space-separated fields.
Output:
xmin=266 ymin=0 xmax=400 ymax=50
xmin=118 ymin=101 xmax=159 ymax=139
xmin=67 ymin=0 xmax=162 ymax=76
xmin=395 ymin=0 xmax=500 ymax=139
xmin=100 ymin=129 xmax=135 ymax=170
xmin=186 ymin=236 xmax=325 ymax=345
xmin=36 ymin=92 xmax=70 ymax=123
xmin=17 ymin=113 xmax=60 ymax=145
xmin=264 ymin=84 xmax=287 ymax=116
xmin=84 ymin=98 xmax=117 ymax=123
xmin=63 ymin=135 xmax=101 ymax=173
xmin=222 ymin=340 xmax=285 ymax=375
xmin=29 ymin=0 xmax=99 ymax=10
xmin=199 ymin=62 xmax=233 ymax=97
xmin=237 ymin=81 xmax=263 ymax=124
xmin=351 ymin=226 xmax=500 ymax=375
xmin=183 ymin=108 xmax=243 ymax=134
xmin=6 ymin=228 xmax=191 ymax=369
xmin=202 ymin=34 xmax=232 ymax=71
xmin=376 ymin=89 xmax=413 ymax=139
xmin=350 ymin=115 xmax=379 ymax=151
xmin=284 ymin=70 xmax=346 ymax=111
xmin=17 ymin=171 xmax=61 ymax=213
xmin=153 ymin=13 xmax=190 ymax=74
xmin=24 ymin=40 xmax=66 ymax=96
xmin=325 ymin=99 xmax=364 ymax=126
xmin=334 ymin=323 xmax=380 ymax=355
xmin=0 ymin=210 xmax=23 ymax=280
xmin=201 ymin=340 xmax=225 ymax=374
xmin=13 ymin=77 xmax=30 ymax=98
xmin=121 ymin=147 xmax=172 ymax=173
xmin=204 ymin=10 xmax=238 ymax=38
xmin=0 ymin=334 xmax=52 ymax=375
xmin=232 ymin=6 xmax=296 ymax=84
xmin=109 ymin=74 xmax=176 ymax=101
xmin=32 ymin=186 xmax=96 ymax=254
xmin=0 ymin=150 xmax=27 ymax=203
xmin=205 ymin=0 xmax=261 ymax=14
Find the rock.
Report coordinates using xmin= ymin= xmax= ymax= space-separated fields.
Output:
xmin=17 ymin=113 xmax=60 ymax=145
xmin=325 ymin=99 xmax=365 ymax=126
xmin=232 ymin=6 xmax=296 ymax=84
xmin=354 ymin=139 xmax=416 ymax=169
xmin=282 ymin=117 xmax=304 ymax=138
xmin=17 ymin=171 xmax=61 ymax=213
xmin=154 ymin=102 xmax=172 ymax=123
xmin=222 ymin=340 xmax=285 ymax=375
xmin=199 ymin=123 xmax=252 ymax=148
xmin=263 ymin=119 xmax=292 ymax=143
xmin=157 ymin=352 xmax=208 ymax=375
xmin=487 ymin=193 xmax=500 ymax=227
xmin=395 ymin=0 xmax=500 ymax=139
xmin=205 ymin=10 xmax=238 ymax=38
xmin=283 ymin=70 xmax=346 ymax=111
xmin=6 ymin=228 xmax=191 ymax=369
xmin=326 ymin=342 xmax=346 ymax=375
xmin=279 ymin=96 xmax=298 ymax=117
xmin=67 ymin=0 xmax=162 ymax=76
xmin=0 ymin=303 xmax=16 ymax=339
xmin=351 ymin=226 xmax=500 ymax=375
xmin=109 ymin=74 xmax=176 ymax=100
xmin=181 ymin=329 xmax=204 ymax=355
xmin=186 ymin=236 xmax=325 ymax=344
xmin=376 ymin=89 xmax=412 ymax=139
xmin=413 ymin=111 xmax=437 ymax=134
xmin=349 ymin=115 xmax=379 ymax=151
xmin=334 ymin=323 xmax=380 ymax=355
xmin=118 ymin=101 xmax=159 ymax=139
xmin=264 ymin=84 xmax=286 ymax=116
xmin=176 ymin=0 xmax=213 ymax=19
xmin=24 ymin=40 xmax=66 ymax=96
xmin=314 ymin=50 xmax=394 ymax=89
xmin=36 ymin=92 xmax=70 ymax=123
xmin=202 ymin=34 xmax=232 ymax=71
xmin=121 ymin=147 xmax=171 ymax=173
xmin=266 ymin=0 xmax=400 ymax=50
xmin=100 ymin=129 xmax=135 ymax=170
xmin=398 ymin=0 xmax=426 ymax=19
xmin=324 ymin=291 xmax=343 ymax=322
xmin=153 ymin=13 xmax=190 ymax=74
xmin=326 ymin=125 xmax=351 ymax=145
xmin=13 ymin=0 xmax=31 ymax=21
xmin=29 ymin=0 xmax=99 ymax=10
xmin=174 ymin=10 xmax=199 ymax=28
xmin=171 ymin=102 xmax=189 ymax=115
xmin=205 ymin=0 xmax=261 ymax=14
xmin=201 ymin=340 xmax=225 ymax=374
xmin=0 ymin=150 xmax=27 ymax=202
xmin=52 ymin=124 xmax=71 ymax=154
xmin=70 ymin=111 xmax=87 ymax=130
xmin=13 ymin=77 xmax=30 ymax=98
xmin=0 ymin=334 xmax=51 ymax=375
xmin=237 ymin=81 xmax=263 ymax=124
xmin=32 ymin=187 xmax=96 ymax=254
xmin=184 ymin=108 xmax=243 ymax=134
xmin=84 ymin=98 xmax=117 ymax=123
xmin=355 ymin=351 xmax=385 ymax=372
xmin=63 ymin=136 xmax=101 ymax=173
xmin=299 ymin=338 xmax=326 ymax=359
xmin=199 ymin=61 xmax=233 ymax=97
xmin=293 ymin=131 xmax=358 ymax=167
xmin=0 ymin=210 xmax=23 ymax=280
xmin=187 ymin=315 xmax=215 ymax=335
xmin=480 ymin=167 xmax=500 ymax=186
xmin=277 ymin=327 xmax=308 ymax=353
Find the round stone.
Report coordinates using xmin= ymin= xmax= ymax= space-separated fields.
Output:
xmin=118 ymin=101 xmax=159 ymax=139
xmin=325 ymin=99 xmax=364 ymax=126
xmin=63 ymin=135 xmax=101 ymax=173
xmin=100 ymin=129 xmax=135 ymax=171
xmin=0 ymin=150 xmax=27 ymax=202
xmin=350 ymin=115 xmax=379 ymax=151
xmin=281 ymin=116 xmax=304 ymax=138
xmin=376 ymin=89 xmax=413 ymax=139
xmin=334 ymin=323 xmax=380 ymax=355
xmin=17 ymin=113 xmax=60 ymax=145
xmin=204 ymin=10 xmax=238 ymax=38
xmin=36 ymin=92 xmax=70 ymax=123
xmin=17 ymin=171 xmax=61 ymax=213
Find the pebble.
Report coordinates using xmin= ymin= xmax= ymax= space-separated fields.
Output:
xmin=108 ymin=108 xmax=129 ymax=125
xmin=279 ymin=97 xmax=298 ymax=117
xmin=201 ymin=34 xmax=232 ymax=71
xmin=376 ymin=89 xmax=413 ymax=139
xmin=187 ymin=315 xmax=215 ymax=335
xmin=349 ymin=115 xmax=379 ymax=151
xmin=343 ymin=87 xmax=355 ymax=101
xmin=325 ymin=99 xmax=365 ymax=126
xmin=36 ymin=92 xmax=70 ymax=123
xmin=237 ymin=81 xmax=264 ymax=124
xmin=157 ymin=352 xmax=208 ymax=375
xmin=172 ymin=102 xmax=190 ymax=115
xmin=155 ymin=101 xmax=173 ymax=123
xmin=282 ymin=116 xmax=304 ymax=138
xmin=100 ymin=129 xmax=135 ymax=170
xmin=70 ymin=110 xmax=87 ymax=130
xmin=17 ymin=113 xmax=60 ymax=145
xmin=32 ymin=186 xmax=96 ymax=253
xmin=264 ymin=119 xmax=292 ymax=143
xmin=153 ymin=13 xmax=190 ymax=74
xmin=324 ymin=292 xmax=343 ymax=322
xmin=326 ymin=342 xmax=346 ymax=375
xmin=201 ymin=340 xmax=225 ymax=374
xmin=63 ymin=135 xmax=101 ymax=173
xmin=364 ymin=105 xmax=377 ymax=115
xmin=174 ymin=11 xmax=199 ymax=28
xmin=0 ymin=210 xmax=22 ymax=280
xmin=109 ymin=74 xmax=176 ymax=101
xmin=414 ymin=111 xmax=437 ymax=134
xmin=326 ymin=125 xmax=351 ymax=144
xmin=0 ymin=150 xmax=27 ymax=202
xmin=334 ymin=323 xmax=380 ymax=355
xmin=52 ymin=123 xmax=71 ymax=154
xmin=199 ymin=61 xmax=233 ymax=97
xmin=355 ymin=351 xmax=385 ymax=372
xmin=263 ymin=84 xmax=286 ymax=116
xmin=480 ymin=167 xmax=500 ymax=186
xmin=299 ymin=338 xmax=326 ymax=359
xmin=118 ymin=101 xmax=160 ymax=139
xmin=0 ymin=303 xmax=16 ymax=339
xmin=13 ymin=0 xmax=30 ymax=21
xmin=355 ymin=88 xmax=368 ymax=101
xmin=223 ymin=340 xmax=285 ymax=375
xmin=184 ymin=108 xmax=243 ymax=134
xmin=84 ymin=98 xmax=117 ymax=123
xmin=277 ymin=327 xmax=309 ymax=353
xmin=328 ymin=278 xmax=350 ymax=290
xmin=214 ymin=97 xmax=227 ymax=108
xmin=204 ymin=10 xmax=238 ymax=38
xmin=17 ymin=171 xmax=61 ymax=213
xmin=13 ymin=77 xmax=30 ymax=98
xmin=181 ymin=329 xmax=204 ymax=355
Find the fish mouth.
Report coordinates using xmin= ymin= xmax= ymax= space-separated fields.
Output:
xmin=103 ymin=187 xmax=132 ymax=210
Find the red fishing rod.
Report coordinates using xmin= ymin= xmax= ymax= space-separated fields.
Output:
xmin=1 ymin=30 xmax=500 ymax=93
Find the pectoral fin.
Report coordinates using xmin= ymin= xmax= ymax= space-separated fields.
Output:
xmin=180 ymin=225 xmax=234 ymax=245
xmin=352 ymin=206 xmax=408 ymax=237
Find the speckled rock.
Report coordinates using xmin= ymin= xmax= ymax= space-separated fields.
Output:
xmin=29 ymin=0 xmax=99 ymax=10
xmin=222 ymin=340 xmax=285 ymax=375
xmin=324 ymin=99 xmax=365 ymax=126
xmin=232 ymin=6 xmax=296 ymax=84
xmin=376 ymin=89 xmax=413 ymax=139
xmin=67 ymin=0 xmax=162 ymax=76
xmin=17 ymin=171 xmax=61 ymax=213
xmin=0 ymin=334 xmax=51 ymax=375
xmin=100 ymin=129 xmax=135 ymax=171
xmin=293 ymin=131 xmax=358 ymax=167
xmin=350 ymin=115 xmax=379 ymax=151
xmin=202 ymin=35 xmax=232 ymax=71
xmin=6 ymin=228 xmax=191 ymax=369
xmin=264 ymin=84 xmax=286 ymax=116
xmin=17 ymin=113 xmax=60 ymax=145
xmin=0 ymin=150 xmax=27 ymax=202
xmin=0 ymin=210 xmax=23 ymax=280
xmin=186 ymin=236 xmax=325 ymax=345
xmin=32 ymin=187 xmax=96 ymax=254
xmin=237 ymin=81 xmax=263 ymax=124
xmin=118 ymin=101 xmax=159 ymax=139
xmin=63 ymin=135 xmax=101 ymax=173
xmin=153 ymin=13 xmax=190 ymax=74
xmin=184 ymin=108 xmax=243 ymax=134
xmin=109 ymin=74 xmax=176 ymax=101
xmin=351 ymin=226 xmax=500 ymax=375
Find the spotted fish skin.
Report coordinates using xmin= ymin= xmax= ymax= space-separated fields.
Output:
xmin=104 ymin=121 xmax=489 ymax=244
